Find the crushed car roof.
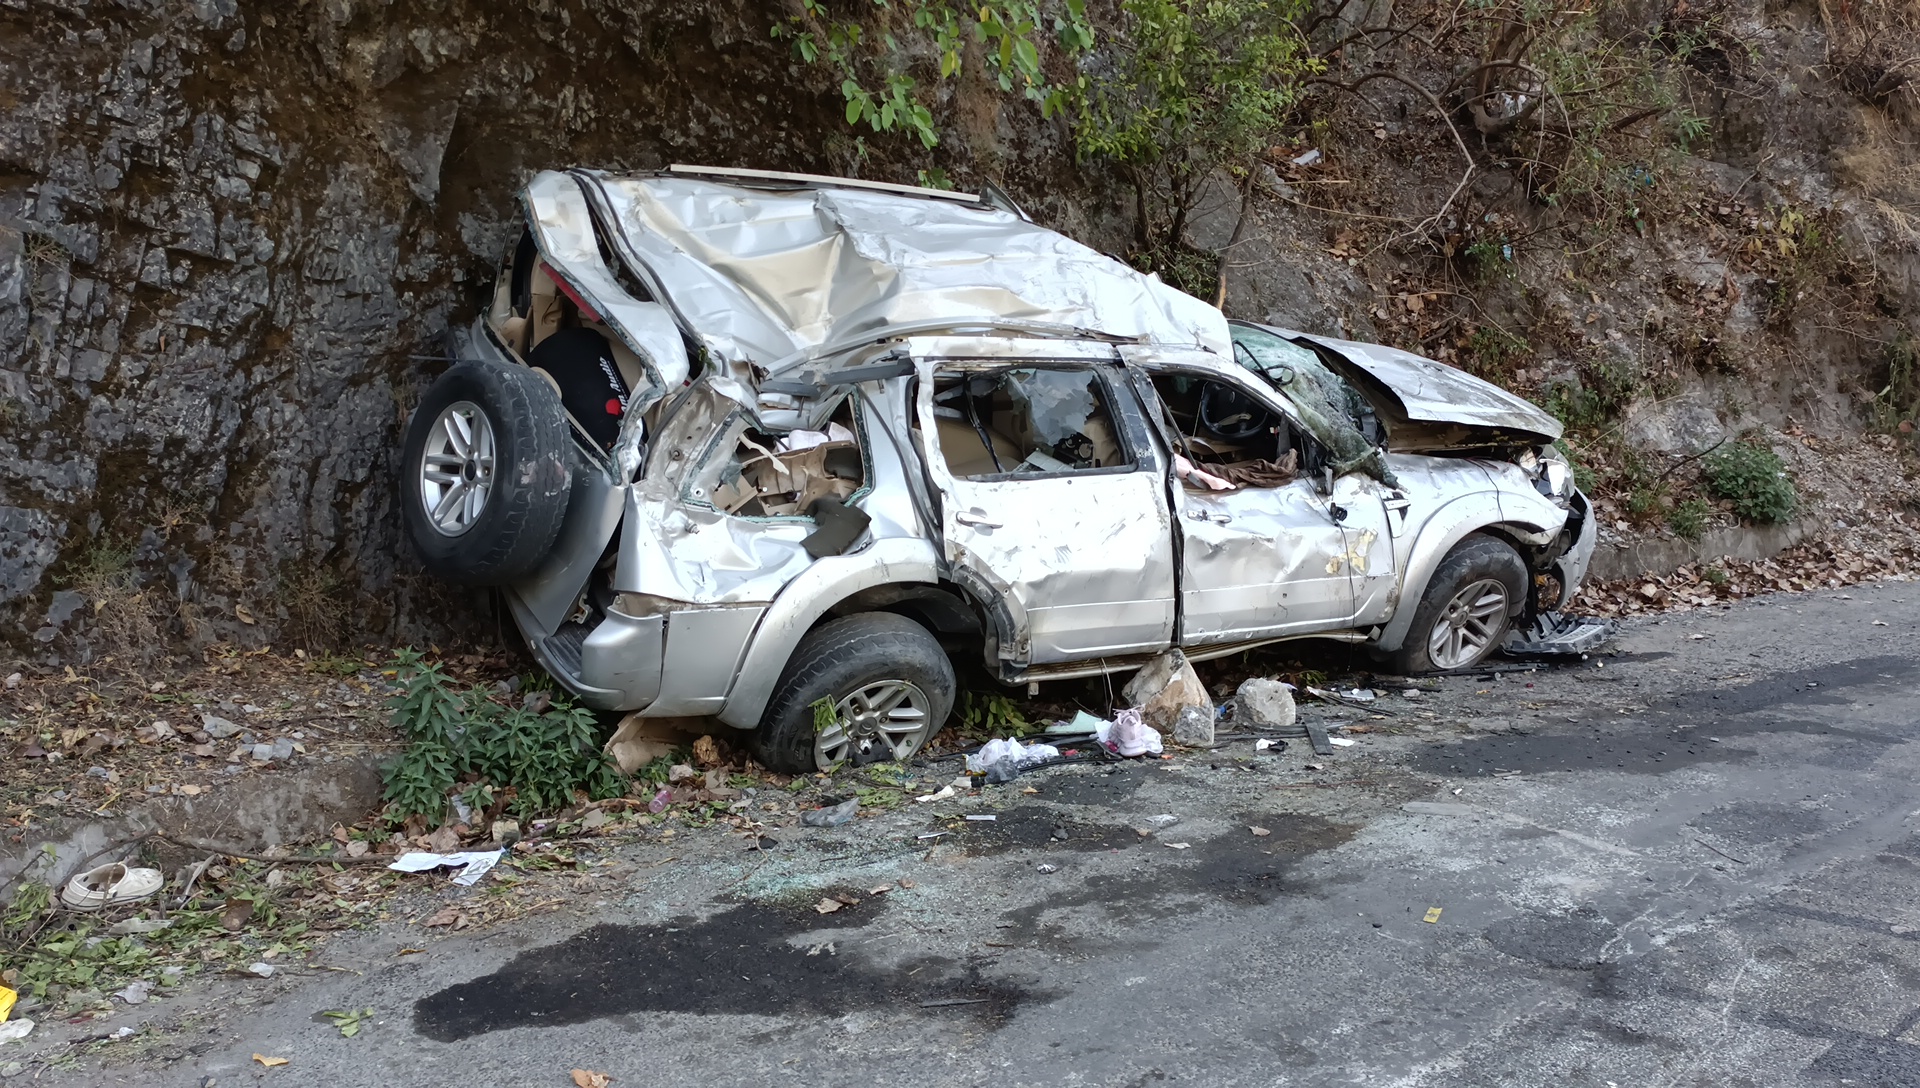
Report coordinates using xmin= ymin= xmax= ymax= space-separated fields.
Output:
xmin=552 ymin=168 xmax=1232 ymax=370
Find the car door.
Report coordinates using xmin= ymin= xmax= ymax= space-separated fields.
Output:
xmin=1326 ymin=472 xmax=1398 ymax=627
xmin=1174 ymin=475 xmax=1357 ymax=644
xmin=1129 ymin=363 xmax=1388 ymax=645
xmin=914 ymin=357 xmax=1176 ymax=666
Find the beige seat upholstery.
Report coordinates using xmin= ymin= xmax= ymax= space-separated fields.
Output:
xmin=936 ymin=416 xmax=1022 ymax=477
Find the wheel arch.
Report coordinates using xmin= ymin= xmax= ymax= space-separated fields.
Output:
xmin=714 ymin=538 xmax=942 ymax=729
xmin=1375 ymin=504 xmax=1556 ymax=654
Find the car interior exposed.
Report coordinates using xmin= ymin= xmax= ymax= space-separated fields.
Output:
xmin=1149 ymin=372 xmax=1304 ymax=489
xmin=926 ymin=368 xmax=1128 ymax=478
xmin=488 ymin=228 xmax=651 ymax=453
xmin=702 ymin=400 xmax=867 ymax=520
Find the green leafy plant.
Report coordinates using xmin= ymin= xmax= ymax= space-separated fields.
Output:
xmin=773 ymin=0 xmax=1094 ymax=149
xmin=322 ymin=1007 xmax=375 ymax=1038
xmin=954 ymin=690 xmax=1032 ymax=742
xmin=1703 ymin=441 xmax=1797 ymax=523
xmin=1668 ymin=498 xmax=1712 ymax=541
xmin=381 ymin=649 xmax=624 ymax=823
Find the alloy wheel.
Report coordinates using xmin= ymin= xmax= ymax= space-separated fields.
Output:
xmin=1426 ymin=577 xmax=1510 ymax=669
xmin=418 ymin=401 xmax=496 ymax=537
xmin=814 ymin=679 xmax=934 ymax=769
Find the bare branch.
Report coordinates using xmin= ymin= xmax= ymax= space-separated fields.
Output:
xmin=1306 ymin=72 xmax=1479 ymax=244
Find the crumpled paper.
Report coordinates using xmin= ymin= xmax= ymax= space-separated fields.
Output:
xmin=386 ymin=850 xmax=503 ymax=887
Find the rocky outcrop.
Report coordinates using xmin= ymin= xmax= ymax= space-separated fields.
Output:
xmin=0 ymin=0 xmax=852 ymax=658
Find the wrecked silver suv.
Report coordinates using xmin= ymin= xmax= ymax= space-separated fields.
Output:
xmin=400 ymin=166 xmax=1601 ymax=773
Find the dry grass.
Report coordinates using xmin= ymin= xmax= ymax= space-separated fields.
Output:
xmin=64 ymin=542 xmax=169 ymax=664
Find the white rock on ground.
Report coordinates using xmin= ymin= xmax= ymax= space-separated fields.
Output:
xmin=1236 ymin=678 xmax=1297 ymax=729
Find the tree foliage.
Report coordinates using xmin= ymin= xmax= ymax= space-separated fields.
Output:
xmin=774 ymin=0 xmax=1094 ymax=149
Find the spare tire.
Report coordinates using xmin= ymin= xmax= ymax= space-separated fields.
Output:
xmin=401 ymin=359 xmax=572 ymax=585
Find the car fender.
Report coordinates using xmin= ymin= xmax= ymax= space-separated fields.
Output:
xmin=716 ymin=536 xmax=942 ymax=729
xmin=1375 ymin=493 xmax=1563 ymax=653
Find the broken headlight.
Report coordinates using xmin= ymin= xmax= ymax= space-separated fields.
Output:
xmin=1535 ymin=456 xmax=1573 ymax=505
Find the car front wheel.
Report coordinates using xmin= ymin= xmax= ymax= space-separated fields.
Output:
xmin=751 ymin=613 xmax=956 ymax=774
xmin=1386 ymin=535 xmax=1528 ymax=674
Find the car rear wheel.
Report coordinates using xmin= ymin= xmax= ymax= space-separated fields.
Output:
xmin=1385 ymin=535 xmax=1527 ymax=674
xmin=401 ymin=360 xmax=573 ymax=585
xmin=751 ymin=613 xmax=956 ymax=774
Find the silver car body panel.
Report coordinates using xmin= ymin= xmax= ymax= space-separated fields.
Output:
xmin=523 ymin=171 xmax=690 ymax=415
xmin=582 ymin=171 xmax=1232 ymax=374
xmin=476 ymin=167 xmax=1599 ymax=724
xmin=911 ymin=349 xmax=1179 ymax=665
xmin=1259 ymin=325 xmax=1563 ymax=445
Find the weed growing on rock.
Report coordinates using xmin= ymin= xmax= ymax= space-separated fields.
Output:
xmin=1703 ymin=440 xmax=1797 ymax=523
xmin=382 ymin=649 xmax=623 ymax=823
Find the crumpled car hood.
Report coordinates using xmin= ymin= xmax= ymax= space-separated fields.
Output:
xmin=579 ymin=170 xmax=1232 ymax=369
xmin=1279 ymin=329 xmax=1563 ymax=445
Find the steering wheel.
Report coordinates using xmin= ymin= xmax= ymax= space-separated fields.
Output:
xmin=1198 ymin=382 xmax=1274 ymax=440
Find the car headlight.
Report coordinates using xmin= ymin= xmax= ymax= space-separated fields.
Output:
xmin=1541 ymin=459 xmax=1572 ymax=499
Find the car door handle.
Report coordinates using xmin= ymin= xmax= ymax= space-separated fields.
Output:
xmin=955 ymin=510 xmax=1003 ymax=528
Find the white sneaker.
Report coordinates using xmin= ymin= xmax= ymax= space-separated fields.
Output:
xmin=60 ymin=863 xmax=164 ymax=912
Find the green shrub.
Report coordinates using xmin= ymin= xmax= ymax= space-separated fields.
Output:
xmin=1702 ymin=441 xmax=1797 ymax=523
xmin=382 ymin=649 xmax=623 ymax=823
xmin=1668 ymin=498 xmax=1711 ymax=540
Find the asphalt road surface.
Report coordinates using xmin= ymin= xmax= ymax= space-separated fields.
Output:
xmin=40 ymin=581 xmax=1920 ymax=1087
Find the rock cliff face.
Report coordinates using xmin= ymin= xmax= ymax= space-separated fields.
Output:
xmin=0 ymin=0 xmax=859 ymax=657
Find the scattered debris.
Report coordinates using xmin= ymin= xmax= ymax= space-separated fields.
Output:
xmin=61 ymin=862 xmax=163 ymax=911
xmin=915 ymin=785 xmax=956 ymax=803
xmin=815 ymin=898 xmax=844 ymax=915
xmin=421 ymin=907 xmax=472 ymax=930
xmin=0 ymin=1022 xmax=29 ymax=1046
xmin=1123 ymin=649 xmax=1213 ymax=731
xmin=570 ymin=1071 xmax=614 ymax=1088
xmin=112 ymin=979 xmax=152 ymax=1005
xmin=386 ymin=850 xmax=504 ymax=886
xmin=1328 ymin=736 xmax=1358 ymax=748
xmin=965 ymin=737 xmax=1062 ymax=782
xmin=0 ymin=985 xmax=15 ymax=1022
xmin=252 ymin=1054 xmax=290 ymax=1067
xmin=245 ymin=962 xmax=277 ymax=978
xmin=1173 ymin=704 xmax=1214 ymax=747
xmin=1253 ymin=738 xmax=1282 ymax=752
xmin=801 ymin=798 xmax=860 ymax=828
xmin=1098 ymin=708 xmax=1163 ymax=757
xmin=1035 ymin=863 xmax=1059 ymax=874
xmin=964 ymin=814 xmax=998 ymax=822
xmin=1423 ymin=907 xmax=1443 ymax=924
xmin=321 ymin=1007 xmax=375 ymax=1037
xmin=1250 ymin=826 xmax=1272 ymax=837
xmin=1163 ymin=842 xmax=1192 ymax=850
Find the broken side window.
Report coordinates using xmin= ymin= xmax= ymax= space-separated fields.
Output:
xmin=926 ymin=367 xmax=1129 ymax=479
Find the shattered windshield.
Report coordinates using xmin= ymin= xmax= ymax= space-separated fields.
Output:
xmin=1230 ymin=326 xmax=1396 ymax=486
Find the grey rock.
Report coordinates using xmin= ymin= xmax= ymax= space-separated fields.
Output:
xmin=1173 ymin=704 xmax=1214 ymax=747
xmin=201 ymin=714 xmax=241 ymax=739
xmin=45 ymin=590 xmax=85 ymax=627
xmin=1235 ymin=678 xmax=1298 ymax=730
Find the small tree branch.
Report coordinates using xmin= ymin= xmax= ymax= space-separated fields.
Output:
xmin=1306 ymin=71 xmax=1479 ymax=244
